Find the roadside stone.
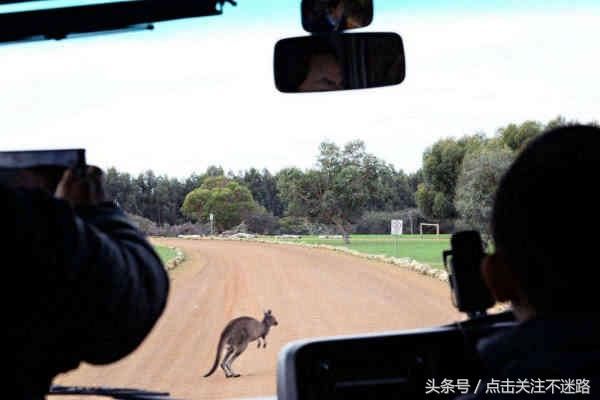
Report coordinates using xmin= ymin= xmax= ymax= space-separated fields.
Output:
xmin=165 ymin=247 xmax=186 ymax=271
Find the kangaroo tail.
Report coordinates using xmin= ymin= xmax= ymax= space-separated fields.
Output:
xmin=203 ymin=329 xmax=227 ymax=377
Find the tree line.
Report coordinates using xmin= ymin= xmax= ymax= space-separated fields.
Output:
xmin=105 ymin=116 xmax=595 ymax=238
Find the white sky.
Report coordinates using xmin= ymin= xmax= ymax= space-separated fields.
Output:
xmin=0 ymin=9 xmax=599 ymax=178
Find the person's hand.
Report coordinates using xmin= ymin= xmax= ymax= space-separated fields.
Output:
xmin=55 ymin=166 xmax=106 ymax=207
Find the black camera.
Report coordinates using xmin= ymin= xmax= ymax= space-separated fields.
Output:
xmin=0 ymin=149 xmax=86 ymax=193
xmin=443 ymin=231 xmax=495 ymax=318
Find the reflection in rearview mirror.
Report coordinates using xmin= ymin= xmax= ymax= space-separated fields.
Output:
xmin=301 ymin=0 xmax=373 ymax=32
xmin=274 ymin=33 xmax=405 ymax=93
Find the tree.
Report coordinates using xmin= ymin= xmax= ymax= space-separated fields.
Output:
xmin=277 ymin=168 xmax=325 ymax=222
xmin=104 ymin=167 xmax=137 ymax=213
xmin=415 ymin=183 xmax=434 ymax=218
xmin=389 ymin=171 xmax=416 ymax=210
xmin=205 ymin=165 xmax=225 ymax=177
xmin=180 ymin=176 xmax=258 ymax=232
xmin=407 ymin=169 xmax=423 ymax=196
xmin=235 ymin=168 xmax=285 ymax=217
xmin=497 ymin=120 xmax=543 ymax=152
xmin=545 ymin=115 xmax=568 ymax=131
xmin=182 ymin=173 xmax=204 ymax=195
xmin=277 ymin=140 xmax=389 ymax=243
xmin=260 ymin=169 xmax=285 ymax=216
xmin=153 ymin=176 xmax=184 ymax=225
xmin=417 ymin=135 xmax=485 ymax=219
xmin=454 ymin=146 xmax=514 ymax=240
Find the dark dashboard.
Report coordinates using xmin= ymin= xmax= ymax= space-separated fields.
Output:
xmin=277 ymin=311 xmax=516 ymax=400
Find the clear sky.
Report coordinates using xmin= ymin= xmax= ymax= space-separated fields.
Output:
xmin=1 ymin=1 xmax=599 ymax=178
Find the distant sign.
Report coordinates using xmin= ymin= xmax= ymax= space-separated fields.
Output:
xmin=209 ymin=213 xmax=214 ymax=221
xmin=391 ymin=219 xmax=403 ymax=235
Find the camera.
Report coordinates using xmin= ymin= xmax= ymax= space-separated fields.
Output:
xmin=0 ymin=149 xmax=86 ymax=193
xmin=443 ymin=230 xmax=495 ymax=318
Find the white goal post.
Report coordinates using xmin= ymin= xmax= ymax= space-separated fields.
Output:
xmin=419 ymin=223 xmax=440 ymax=236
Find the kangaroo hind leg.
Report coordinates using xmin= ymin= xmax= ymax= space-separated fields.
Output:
xmin=220 ymin=345 xmax=235 ymax=378
xmin=226 ymin=342 xmax=248 ymax=378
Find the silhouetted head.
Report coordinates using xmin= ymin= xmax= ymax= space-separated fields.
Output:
xmin=275 ymin=39 xmax=343 ymax=92
xmin=482 ymin=124 xmax=600 ymax=319
xmin=263 ymin=309 xmax=278 ymax=326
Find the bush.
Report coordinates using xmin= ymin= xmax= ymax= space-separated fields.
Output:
xmin=159 ymin=222 xmax=210 ymax=236
xmin=355 ymin=209 xmax=427 ymax=234
xmin=244 ymin=210 xmax=280 ymax=235
xmin=126 ymin=213 xmax=157 ymax=233
xmin=278 ymin=216 xmax=310 ymax=235
xmin=221 ymin=222 xmax=249 ymax=236
xmin=277 ymin=216 xmax=339 ymax=235
xmin=305 ymin=222 xmax=338 ymax=235
xmin=127 ymin=213 xmax=209 ymax=236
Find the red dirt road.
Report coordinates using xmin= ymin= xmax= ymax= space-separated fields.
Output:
xmin=54 ymin=239 xmax=463 ymax=399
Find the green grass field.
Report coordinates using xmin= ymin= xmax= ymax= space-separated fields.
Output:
xmin=154 ymin=245 xmax=177 ymax=264
xmin=270 ymin=234 xmax=451 ymax=268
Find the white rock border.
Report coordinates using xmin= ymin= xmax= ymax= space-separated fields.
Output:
xmin=164 ymin=246 xmax=186 ymax=271
xmin=175 ymin=235 xmax=510 ymax=313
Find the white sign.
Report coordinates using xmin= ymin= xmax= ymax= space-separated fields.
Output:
xmin=391 ymin=219 xmax=403 ymax=235
xmin=209 ymin=213 xmax=214 ymax=221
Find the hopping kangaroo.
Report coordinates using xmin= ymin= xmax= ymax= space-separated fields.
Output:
xmin=204 ymin=310 xmax=278 ymax=378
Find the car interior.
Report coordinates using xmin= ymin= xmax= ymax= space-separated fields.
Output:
xmin=1 ymin=0 xmax=594 ymax=399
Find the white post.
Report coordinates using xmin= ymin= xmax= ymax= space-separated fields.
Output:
xmin=209 ymin=213 xmax=214 ymax=235
xmin=391 ymin=219 xmax=403 ymax=258
xmin=391 ymin=219 xmax=403 ymax=235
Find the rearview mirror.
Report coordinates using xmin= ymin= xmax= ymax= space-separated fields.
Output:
xmin=301 ymin=0 xmax=373 ymax=32
xmin=274 ymin=32 xmax=405 ymax=93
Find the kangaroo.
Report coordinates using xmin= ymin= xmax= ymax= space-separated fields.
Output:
xmin=203 ymin=310 xmax=278 ymax=378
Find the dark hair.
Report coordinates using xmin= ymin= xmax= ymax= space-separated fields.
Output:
xmin=302 ymin=0 xmax=342 ymax=15
xmin=492 ymin=124 xmax=600 ymax=313
xmin=275 ymin=37 xmax=340 ymax=92
xmin=275 ymin=43 xmax=311 ymax=92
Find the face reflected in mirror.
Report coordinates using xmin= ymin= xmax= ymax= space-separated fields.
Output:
xmin=299 ymin=53 xmax=344 ymax=92
xmin=326 ymin=2 xmax=344 ymax=29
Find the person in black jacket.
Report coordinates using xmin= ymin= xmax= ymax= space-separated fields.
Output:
xmin=3 ymin=166 xmax=169 ymax=399
xmin=457 ymin=124 xmax=600 ymax=399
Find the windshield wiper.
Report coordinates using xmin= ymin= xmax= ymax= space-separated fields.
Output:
xmin=49 ymin=385 xmax=184 ymax=400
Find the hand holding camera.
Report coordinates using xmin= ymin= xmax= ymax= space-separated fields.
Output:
xmin=55 ymin=166 xmax=106 ymax=207
xmin=0 ymin=149 xmax=106 ymax=207
xmin=443 ymin=231 xmax=495 ymax=318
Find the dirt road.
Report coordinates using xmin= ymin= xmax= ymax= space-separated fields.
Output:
xmin=54 ymin=238 xmax=463 ymax=399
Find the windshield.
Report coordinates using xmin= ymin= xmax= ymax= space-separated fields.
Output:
xmin=1 ymin=1 xmax=599 ymax=399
